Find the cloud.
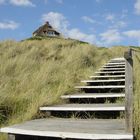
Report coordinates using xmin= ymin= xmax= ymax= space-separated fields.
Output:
xmin=96 ymin=0 xmax=102 ymax=3
xmin=110 ymin=21 xmax=127 ymax=29
xmin=9 ymin=0 xmax=35 ymax=7
xmin=44 ymin=0 xmax=47 ymax=4
xmin=41 ymin=12 xmax=97 ymax=44
xmin=123 ymin=30 xmax=140 ymax=45
xmin=123 ymin=30 xmax=140 ymax=39
xmin=105 ymin=12 xmax=127 ymax=29
xmin=121 ymin=9 xmax=128 ymax=19
xmin=105 ymin=13 xmax=115 ymax=22
xmin=134 ymin=0 xmax=140 ymax=15
xmin=0 ymin=20 xmax=19 ymax=30
xmin=56 ymin=0 xmax=63 ymax=4
xmin=0 ymin=0 xmax=5 ymax=4
xmin=81 ymin=16 xmax=95 ymax=24
xmin=42 ymin=12 xmax=69 ymax=32
xmin=100 ymin=29 xmax=122 ymax=45
xmin=67 ymin=28 xmax=97 ymax=44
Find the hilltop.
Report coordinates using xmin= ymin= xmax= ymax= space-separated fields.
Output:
xmin=0 ymin=37 xmax=139 ymax=139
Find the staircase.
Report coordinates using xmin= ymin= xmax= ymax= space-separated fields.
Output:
xmin=0 ymin=56 xmax=134 ymax=140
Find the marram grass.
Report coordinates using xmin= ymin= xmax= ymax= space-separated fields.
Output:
xmin=0 ymin=38 xmax=139 ymax=139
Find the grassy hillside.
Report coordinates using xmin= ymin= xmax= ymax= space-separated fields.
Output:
xmin=0 ymin=37 xmax=139 ymax=139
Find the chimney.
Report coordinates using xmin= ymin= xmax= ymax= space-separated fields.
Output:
xmin=46 ymin=21 xmax=49 ymax=25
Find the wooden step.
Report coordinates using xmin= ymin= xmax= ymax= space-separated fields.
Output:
xmin=61 ymin=93 xmax=125 ymax=99
xmin=0 ymin=119 xmax=133 ymax=140
xmin=81 ymin=79 xmax=125 ymax=83
xmin=95 ymin=71 xmax=125 ymax=74
xmin=100 ymin=68 xmax=125 ymax=71
xmin=75 ymin=85 xmax=125 ymax=89
xmin=40 ymin=104 xmax=125 ymax=111
xmin=109 ymin=59 xmax=125 ymax=62
xmin=111 ymin=57 xmax=125 ymax=60
xmin=90 ymin=75 xmax=125 ymax=78
xmin=107 ymin=62 xmax=125 ymax=65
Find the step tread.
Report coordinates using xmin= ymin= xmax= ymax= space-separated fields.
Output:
xmin=107 ymin=62 xmax=125 ymax=65
xmin=81 ymin=79 xmax=125 ymax=83
xmin=0 ymin=119 xmax=133 ymax=139
xmin=61 ymin=93 xmax=125 ymax=99
xmin=100 ymin=68 xmax=125 ymax=70
xmin=90 ymin=75 xmax=125 ymax=78
xmin=75 ymin=85 xmax=125 ymax=89
xmin=111 ymin=57 xmax=125 ymax=60
xmin=40 ymin=104 xmax=125 ymax=111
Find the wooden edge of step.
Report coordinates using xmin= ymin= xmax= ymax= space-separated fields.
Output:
xmin=81 ymin=79 xmax=125 ymax=83
xmin=40 ymin=104 xmax=125 ymax=111
xmin=89 ymin=75 xmax=125 ymax=78
xmin=61 ymin=93 xmax=125 ymax=99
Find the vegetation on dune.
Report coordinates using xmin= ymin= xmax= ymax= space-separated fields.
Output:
xmin=0 ymin=37 xmax=139 ymax=139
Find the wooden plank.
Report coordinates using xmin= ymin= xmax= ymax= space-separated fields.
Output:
xmin=107 ymin=62 xmax=125 ymax=65
xmin=124 ymin=49 xmax=133 ymax=133
xmin=0 ymin=119 xmax=133 ymax=139
xmin=75 ymin=85 xmax=125 ymax=89
xmin=8 ymin=134 xmax=15 ymax=140
xmin=81 ymin=79 xmax=125 ymax=83
xmin=100 ymin=68 xmax=125 ymax=71
xmin=95 ymin=71 xmax=125 ymax=74
xmin=40 ymin=104 xmax=125 ymax=111
xmin=111 ymin=58 xmax=125 ymax=60
xmin=61 ymin=93 xmax=125 ymax=99
xmin=90 ymin=75 xmax=125 ymax=78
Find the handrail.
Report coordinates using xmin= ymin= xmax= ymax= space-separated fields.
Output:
xmin=124 ymin=48 xmax=133 ymax=133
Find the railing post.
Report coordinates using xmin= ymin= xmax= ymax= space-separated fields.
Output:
xmin=8 ymin=134 xmax=16 ymax=140
xmin=124 ymin=48 xmax=133 ymax=133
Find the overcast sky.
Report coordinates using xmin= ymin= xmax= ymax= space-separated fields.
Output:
xmin=0 ymin=0 xmax=140 ymax=47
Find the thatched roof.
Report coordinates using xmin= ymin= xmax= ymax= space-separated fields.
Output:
xmin=33 ymin=22 xmax=60 ymax=36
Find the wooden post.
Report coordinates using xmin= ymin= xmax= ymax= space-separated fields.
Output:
xmin=124 ymin=48 xmax=133 ymax=133
xmin=8 ymin=134 xmax=16 ymax=140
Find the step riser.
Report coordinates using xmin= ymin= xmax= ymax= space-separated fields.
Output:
xmin=103 ymin=66 xmax=125 ymax=69
xmin=96 ymin=71 xmax=125 ymax=74
xmin=81 ymin=80 xmax=125 ymax=86
xmin=90 ymin=76 xmax=125 ymax=79
xmin=100 ymin=69 xmax=125 ymax=71
xmin=75 ymin=86 xmax=125 ymax=89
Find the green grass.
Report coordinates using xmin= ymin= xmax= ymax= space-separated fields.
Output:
xmin=0 ymin=37 xmax=139 ymax=139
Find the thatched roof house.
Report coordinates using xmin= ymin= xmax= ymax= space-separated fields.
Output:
xmin=33 ymin=22 xmax=61 ymax=37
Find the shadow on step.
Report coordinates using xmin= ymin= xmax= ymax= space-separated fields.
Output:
xmin=87 ymin=81 xmax=125 ymax=86
xmin=13 ymin=134 xmax=128 ymax=140
xmin=69 ymin=98 xmax=123 ymax=104
xmin=83 ymin=88 xmax=124 ymax=93
xmin=50 ymin=111 xmax=124 ymax=119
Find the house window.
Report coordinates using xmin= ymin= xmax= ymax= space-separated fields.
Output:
xmin=47 ymin=31 xmax=55 ymax=36
xmin=43 ymin=31 xmax=47 ymax=34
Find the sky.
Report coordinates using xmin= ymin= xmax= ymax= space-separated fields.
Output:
xmin=0 ymin=0 xmax=140 ymax=47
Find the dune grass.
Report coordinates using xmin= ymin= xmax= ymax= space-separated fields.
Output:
xmin=0 ymin=38 xmax=139 ymax=139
